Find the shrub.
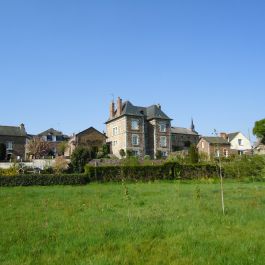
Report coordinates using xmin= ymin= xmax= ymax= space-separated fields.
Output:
xmin=156 ymin=150 xmax=163 ymax=160
xmin=53 ymin=156 xmax=69 ymax=174
xmin=71 ymin=147 xmax=91 ymax=173
xmin=119 ymin=149 xmax=126 ymax=158
xmin=0 ymin=174 xmax=88 ymax=187
xmin=189 ymin=144 xmax=199 ymax=163
xmin=0 ymin=166 xmax=18 ymax=176
xmin=223 ymin=155 xmax=265 ymax=179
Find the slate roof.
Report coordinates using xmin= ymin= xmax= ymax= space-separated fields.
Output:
xmin=227 ymin=132 xmax=239 ymax=141
xmin=0 ymin=125 xmax=27 ymax=137
xmin=76 ymin=127 xmax=106 ymax=138
xmin=107 ymin=101 xmax=171 ymax=123
xmin=202 ymin=137 xmax=230 ymax=145
xmin=38 ymin=128 xmax=63 ymax=137
xmin=171 ymin=127 xmax=198 ymax=135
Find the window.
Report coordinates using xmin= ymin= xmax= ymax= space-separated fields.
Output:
xmin=6 ymin=141 xmax=13 ymax=150
xmin=113 ymin=127 xmax=118 ymax=136
xmin=46 ymin=135 xmax=52 ymax=141
xmin=162 ymin=151 xmax=168 ymax=157
xmin=113 ymin=140 xmax=118 ymax=146
xmin=132 ymin=150 xmax=140 ymax=157
xmin=160 ymin=136 xmax=167 ymax=147
xmin=132 ymin=134 xmax=139 ymax=146
xmin=238 ymin=139 xmax=242 ymax=146
xmin=131 ymin=119 xmax=139 ymax=130
xmin=201 ymin=142 xmax=205 ymax=149
xmin=159 ymin=122 xmax=167 ymax=132
xmin=215 ymin=149 xmax=220 ymax=157
xmin=223 ymin=149 xmax=228 ymax=157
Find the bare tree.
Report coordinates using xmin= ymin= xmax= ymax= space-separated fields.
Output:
xmin=27 ymin=137 xmax=50 ymax=159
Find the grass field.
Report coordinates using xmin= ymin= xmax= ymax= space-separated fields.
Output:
xmin=1 ymin=181 xmax=265 ymax=265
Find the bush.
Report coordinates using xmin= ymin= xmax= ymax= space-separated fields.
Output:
xmin=119 ymin=149 xmax=126 ymax=158
xmin=0 ymin=174 xmax=88 ymax=186
xmin=53 ymin=156 xmax=69 ymax=174
xmin=189 ymin=145 xmax=199 ymax=163
xmin=223 ymin=155 xmax=265 ymax=179
xmin=71 ymin=147 xmax=91 ymax=173
xmin=0 ymin=166 xmax=18 ymax=176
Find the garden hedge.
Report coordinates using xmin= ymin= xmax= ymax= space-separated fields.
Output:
xmin=0 ymin=174 xmax=88 ymax=187
xmin=84 ymin=162 xmax=218 ymax=182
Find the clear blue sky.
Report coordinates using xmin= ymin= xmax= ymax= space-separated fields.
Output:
xmin=0 ymin=0 xmax=264 ymax=140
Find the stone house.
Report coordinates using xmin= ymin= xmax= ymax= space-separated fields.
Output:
xmin=197 ymin=136 xmax=231 ymax=159
xmin=171 ymin=120 xmax=200 ymax=151
xmin=106 ymin=97 xmax=172 ymax=159
xmin=65 ymin=127 xmax=107 ymax=157
xmin=0 ymin=124 xmax=27 ymax=160
xmin=38 ymin=128 xmax=69 ymax=156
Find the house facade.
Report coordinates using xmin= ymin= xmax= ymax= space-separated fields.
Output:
xmin=254 ymin=139 xmax=265 ymax=155
xmin=225 ymin=132 xmax=252 ymax=155
xmin=197 ymin=136 xmax=231 ymax=158
xmin=171 ymin=120 xmax=200 ymax=151
xmin=65 ymin=127 xmax=107 ymax=157
xmin=38 ymin=128 xmax=69 ymax=156
xmin=0 ymin=124 xmax=27 ymax=160
xmin=106 ymin=97 xmax=172 ymax=158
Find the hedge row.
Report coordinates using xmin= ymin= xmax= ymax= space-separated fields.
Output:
xmin=0 ymin=174 xmax=88 ymax=187
xmin=85 ymin=163 xmax=218 ymax=182
xmin=0 ymin=163 xmax=219 ymax=186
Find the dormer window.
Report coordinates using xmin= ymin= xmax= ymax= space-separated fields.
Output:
xmin=131 ymin=119 xmax=139 ymax=130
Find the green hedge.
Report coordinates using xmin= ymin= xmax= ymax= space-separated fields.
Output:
xmin=0 ymin=174 xmax=88 ymax=187
xmin=84 ymin=163 xmax=218 ymax=182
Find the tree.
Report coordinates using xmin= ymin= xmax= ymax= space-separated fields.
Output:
xmin=27 ymin=137 xmax=50 ymax=159
xmin=189 ymin=144 xmax=199 ymax=163
xmin=0 ymin=143 xmax=6 ymax=161
xmin=71 ymin=147 xmax=91 ymax=173
xmin=58 ymin=141 xmax=68 ymax=156
xmin=253 ymin=119 xmax=265 ymax=144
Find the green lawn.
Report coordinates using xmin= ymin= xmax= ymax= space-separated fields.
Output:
xmin=1 ymin=181 xmax=265 ymax=265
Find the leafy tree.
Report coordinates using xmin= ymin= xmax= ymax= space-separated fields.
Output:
xmin=253 ymin=119 xmax=265 ymax=144
xmin=189 ymin=144 xmax=199 ymax=163
xmin=58 ymin=141 xmax=68 ymax=156
xmin=71 ymin=147 xmax=91 ymax=173
xmin=102 ymin=144 xmax=110 ymax=156
xmin=0 ymin=143 xmax=6 ymax=161
xmin=27 ymin=137 xmax=50 ymax=159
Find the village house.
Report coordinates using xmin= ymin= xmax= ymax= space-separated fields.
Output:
xmin=0 ymin=124 xmax=27 ymax=160
xmin=197 ymin=136 xmax=231 ymax=158
xmin=106 ymin=97 xmax=172 ymax=158
xmin=223 ymin=132 xmax=252 ymax=155
xmin=38 ymin=128 xmax=69 ymax=156
xmin=171 ymin=120 xmax=200 ymax=151
xmin=65 ymin=127 xmax=107 ymax=157
xmin=254 ymin=139 xmax=265 ymax=155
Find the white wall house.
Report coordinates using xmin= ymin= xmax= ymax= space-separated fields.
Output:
xmin=227 ymin=132 xmax=252 ymax=155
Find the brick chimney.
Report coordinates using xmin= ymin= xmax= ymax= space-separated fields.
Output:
xmin=220 ymin=132 xmax=227 ymax=140
xmin=110 ymin=100 xmax=115 ymax=119
xmin=117 ymin=97 xmax=122 ymax=116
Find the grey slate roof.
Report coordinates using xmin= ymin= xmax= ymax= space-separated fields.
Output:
xmin=171 ymin=127 xmax=198 ymax=135
xmin=107 ymin=101 xmax=171 ymax=123
xmin=38 ymin=128 xmax=64 ymax=137
xmin=202 ymin=137 xmax=230 ymax=145
xmin=227 ymin=132 xmax=239 ymax=141
xmin=0 ymin=125 xmax=27 ymax=137
xmin=76 ymin=127 xmax=106 ymax=138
